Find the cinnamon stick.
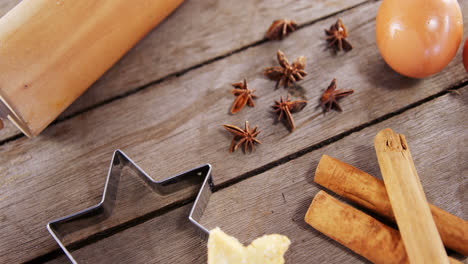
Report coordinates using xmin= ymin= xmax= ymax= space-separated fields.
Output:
xmin=315 ymin=154 xmax=468 ymax=256
xmin=374 ymin=128 xmax=449 ymax=263
xmin=304 ymin=191 xmax=462 ymax=264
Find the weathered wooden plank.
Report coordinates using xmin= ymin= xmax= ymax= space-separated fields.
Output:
xmin=0 ymin=0 xmax=19 ymax=17
xmin=0 ymin=119 xmax=18 ymax=142
xmin=1 ymin=1 xmax=468 ymax=262
xmin=46 ymin=205 xmax=207 ymax=264
xmin=46 ymin=88 xmax=467 ymax=263
xmin=197 ymin=88 xmax=467 ymax=264
xmin=0 ymin=0 xmax=367 ymax=141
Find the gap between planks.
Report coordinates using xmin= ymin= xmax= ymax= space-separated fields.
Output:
xmin=0 ymin=0 xmax=374 ymax=146
xmin=2 ymin=1 xmax=467 ymax=261
xmin=27 ymin=82 xmax=468 ymax=263
xmin=41 ymin=85 xmax=468 ymax=264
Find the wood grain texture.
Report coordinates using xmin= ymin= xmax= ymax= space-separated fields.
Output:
xmin=46 ymin=89 xmax=467 ymax=263
xmin=1 ymin=1 xmax=468 ymax=262
xmin=45 ymin=204 xmax=207 ymax=264
xmin=0 ymin=0 xmax=367 ymax=140
xmin=375 ymin=128 xmax=449 ymax=264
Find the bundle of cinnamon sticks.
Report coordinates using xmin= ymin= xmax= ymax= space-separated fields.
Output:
xmin=304 ymin=129 xmax=467 ymax=263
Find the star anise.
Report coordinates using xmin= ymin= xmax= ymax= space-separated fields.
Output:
xmin=320 ymin=78 xmax=354 ymax=112
xmin=223 ymin=121 xmax=261 ymax=153
xmin=272 ymin=94 xmax=307 ymax=132
xmin=325 ymin=18 xmax=352 ymax=52
xmin=265 ymin=19 xmax=298 ymax=40
xmin=264 ymin=50 xmax=307 ymax=88
xmin=230 ymin=79 xmax=257 ymax=114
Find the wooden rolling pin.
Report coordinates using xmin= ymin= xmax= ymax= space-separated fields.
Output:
xmin=0 ymin=0 xmax=183 ymax=137
xmin=375 ymin=128 xmax=449 ymax=264
xmin=304 ymin=191 xmax=462 ymax=264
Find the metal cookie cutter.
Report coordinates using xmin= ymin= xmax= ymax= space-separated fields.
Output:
xmin=47 ymin=149 xmax=212 ymax=264
xmin=188 ymin=164 xmax=215 ymax=240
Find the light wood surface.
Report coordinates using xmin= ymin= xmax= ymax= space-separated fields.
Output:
xmin=46 ymin=89 xmax=467 ymax=264
xmin=0 ymin=0 xmax=368 ymax=141
xmin=375 ymin=128 xmax=449 ymax=264
xmin=0 ymin=0 xmax=466 ymax=263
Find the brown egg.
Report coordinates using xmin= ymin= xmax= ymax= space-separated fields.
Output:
xmin=376 ymin=0 xmax=463 ymax=78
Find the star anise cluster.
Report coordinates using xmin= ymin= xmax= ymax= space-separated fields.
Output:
xmin=264 ymin=50 xmax=307 ymax=88
xmin=325 ymin=19 xmax=352 ymax=52
xmin=223 ymin=121 xmax=261 ymax=153
xmin=320 ymin=78 xmax=354 ymax=112
xmin=230 ymin=79 xmax=257 ymax=114
xmin=272 ymin=94 xmax=307 ymax=131
xmin=265 ymin=19 xmax=298 ymax=40
xmin=222 ymin=18 xmax=357 ymax=154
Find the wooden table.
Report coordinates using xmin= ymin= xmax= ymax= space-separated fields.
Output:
xmin=0 ymin=0 xmax=466 ymax=263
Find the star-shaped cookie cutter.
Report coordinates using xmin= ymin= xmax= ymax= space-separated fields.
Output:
xmin=47 ymin=149 xmax=213 ymax=263
xmin=188 ymin=162 xmax=214 ymax=240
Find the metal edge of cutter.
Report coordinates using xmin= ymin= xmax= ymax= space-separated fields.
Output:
xmin=188 ymin=165 xmax=214 ymax=240
xmin=47 ymin=149 xmax=212 ymax=264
